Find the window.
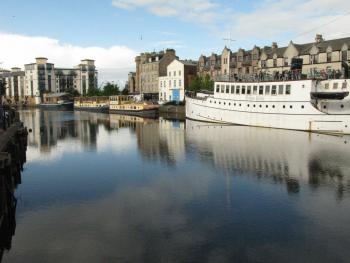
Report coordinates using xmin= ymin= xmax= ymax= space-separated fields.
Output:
xmin=342 ymin=50 xmax=347 ymax=61
xmin=265 ymin=85 xmax=270 ymax=95
xmin=231 ymin=85 xmax=235 ymax=94
xmin=284 ymin=57 xmax=288 ymax=66
xmin=273 ymin=59 xmax=277 ymax=67
xmin=174 ymin=71 xmax=176 ymax=76
xmin=259 ymin=86 xmax=264 ymax=95
xmin=333 ymin=83 xmax=338 ymax=89
xmin=327 ymin=52 xmax=332 ymax=62
xmin=221 ymin=85 xmax=225 ymax=93
xmin=179 ymin=70 xmax=181 ymax=76
xmin=174 ymin=80 xmax=176 ymax=87
xmin=278 ymin=85 xmax=284 ymax=95
xmin=253 ymin=86 xmax=258 ymax=95
xmin=160 ymin=81 xmax=162 ymax=88
xmin=342 ymin=82 xmax=347 ymax=89
xmin=242 ymin=86 xmax=246 ymax=94
xmin=286 ymin=85 xmax=291 ymax=95
xmin=310 ymin=54 xmax=318 ymax=64
xmin=236 ymin=85 xmax=240 ymax=94
xmin=169 ymin=72 xmax=171 ymax=77
xmin=226 ymin=85 xmax=230 ymax=93
xmin=216 ymin=85 xmax=220 ymax=92
xmin=325 ymin=83 xmax=329 ymax=89
xmin=179 ymin=80 xmax=181 ymax=87
xmin=271 ymin=85 xmax=277 ymax=95
xmin=169 ymin=80 xmax=171 ymax=87
xmin=247 ymin=86 xmax=252 ymax=95
xmin=261 ymin=60 xmax=267 ymax=68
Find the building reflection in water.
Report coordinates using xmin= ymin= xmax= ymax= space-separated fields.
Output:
xmin=185 ymin=120 xmax=350 ymax=199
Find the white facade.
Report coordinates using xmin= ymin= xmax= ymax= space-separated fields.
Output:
xmin=159 ymin=60 xmax=186 ymax=103
xmin=186 ymin=79 xmax=350 ymax=134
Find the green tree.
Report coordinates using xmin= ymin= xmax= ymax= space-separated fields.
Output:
xmin=121 ymin=86 xmax=129 ymax=95
xmin=202 ymin=74 xmax=214 ymax=91
xmin=87 ymin=85 xmax=101 ymax=97
xmin=187 ymin=76 xmax=202 ymax=92
xmin=66 ymin=86 xmax=80 ymax=97
xmin=102 ymin=82 xmax=120 ymax=96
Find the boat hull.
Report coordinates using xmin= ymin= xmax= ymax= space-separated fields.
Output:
xmin=186 ymin=97 xmax=350 ymax=135
xmin=109 ymin=109 xmax=158 ymax=118
xmin=74 ymin=106 xmax=109 ymax=113
xmin=39 ymin=102 xmax=74 ymax=110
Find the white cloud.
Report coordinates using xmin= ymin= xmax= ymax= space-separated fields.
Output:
xmin=0 ymin=32 xmax=137 ymax=83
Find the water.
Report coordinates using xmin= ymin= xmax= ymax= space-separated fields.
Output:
xmin=2 ymin=109 xmax=350 ymax=263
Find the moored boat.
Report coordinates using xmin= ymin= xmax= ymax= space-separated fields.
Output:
xmin=109 ymin=95 xmax=159 ymax=118
xmin=74 ymin=96 xmax=109 ymax=113
xmin=40 ymin=93 xmax=74 ymax=110
xmin=186 ymin=77 xmax=350 ymax=134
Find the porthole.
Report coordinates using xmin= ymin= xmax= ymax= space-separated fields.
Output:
xmin=253 ymin=104 xmax=256 ymax=107
xmin=239 ymin=103 xmax=241 ymax=106
xmin=323 ymin=105 xmax=326 ymax=109
xmin=234 ymin=103 xmax=236 ymax=106
xmin=247 ymin=104 xmax=250 ymax=107
xmin=223 ymin=102 xmax=226 ymax=105
xmin=341 ymin=104 xmax=344 ymax=108
xmin=210 ymin=100 xmax=212 ymax=103
xmin=259 ymin=105 xmax=262 ymax=108
xmin=301 ymin=105 xmax=304 ymax=109
xmin=272 ymin=105 xmax=275 ymax=108
xmin=219 ymin=102 xmax=221 ymax=104
xmin=290 ymin=105 xmax=293 ymax=109
xmin=266 ymin=105 xmax=268 ymax=108
xmin=229 ymin=103 xmax=231 ymax=106
xmin=283 ymin=105 xmax=286 ymax=109
xmin=214 ymin=101 xmax=216 ymax=104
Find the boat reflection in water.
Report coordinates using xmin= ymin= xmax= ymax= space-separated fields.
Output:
xmin=186 ymin=120 xmax=350 ymax=198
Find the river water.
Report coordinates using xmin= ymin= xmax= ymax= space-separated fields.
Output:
xmin=2 ymin=109 xmax=350 ymax=262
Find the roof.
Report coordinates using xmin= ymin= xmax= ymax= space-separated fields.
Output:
xmin=180 ymin=60 xmax=198 ymax=66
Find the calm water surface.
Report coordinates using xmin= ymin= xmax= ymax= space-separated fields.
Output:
xmin=2 ymin=109 xmax=350 ymax=263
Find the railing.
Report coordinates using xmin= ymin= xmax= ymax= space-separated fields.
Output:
xmin=215 ymin=69 xmax=347 ymax=83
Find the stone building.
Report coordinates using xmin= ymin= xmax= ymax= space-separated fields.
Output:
xmin=135 ymin=49 xmax=177 ymax=99
xmin=258 ymin=35 xmax=350 ymax=78
xmin=127 ymin=72 xmax=136 ymax=94
xmin=24 ymin=58 xmax=98 ymax=104
xmin=159 ymin=59 xmax=197 ymax=103
xmin=197 ymin=53 xmax=221 ymax=79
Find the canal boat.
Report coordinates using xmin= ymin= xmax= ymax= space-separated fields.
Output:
xmin=109 ymin=95 xmax=159 ymax=118
xmin=74 ymin=96 xmax=109 ymax=113
xmin=186 ymin=76 xmax=350 ymax=135
xmin=40 ymin=93 xmax=74 ymax=110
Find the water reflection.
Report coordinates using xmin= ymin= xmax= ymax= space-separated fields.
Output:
xmin=5 ymin=109 xmax=350 ymax=263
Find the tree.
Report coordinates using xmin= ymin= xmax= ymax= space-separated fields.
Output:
xmin=102 ymin=82 xmax=120 ymax=96
xmin=121 ymin=86 xmax=129 ymax=95
xmin=87 ymin=85 xmax=101 ymax=97
xmin=187 ymin=76 xmax=202 ymax=92
xmin=202 ymin=74 xmax=214 ymax=91
xmin=66 ymin=86 xmax=80 ymax=97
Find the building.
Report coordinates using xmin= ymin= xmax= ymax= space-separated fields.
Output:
xmin=127 ymin=72 xmax=136 ymax=94
xmin=258 ymin=35 xmax=350 ymax=78
xmin=197 ymin=53 xmax=221 ymax=79
xmin=135 ymin=49 xmax=177 ymax=99
xmin=0 ymin=68 xmax=26 ymax=104
xmin=24 ymin=58 xmax=98 ymax=104
xmin=159 ymin=59 xmax=197 ymax=102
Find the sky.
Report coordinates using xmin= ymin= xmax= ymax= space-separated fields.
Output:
xmin=0 ymin=0 xmax=350 ymax=85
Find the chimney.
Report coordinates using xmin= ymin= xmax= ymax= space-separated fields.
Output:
xmin=272 ymin=42 xmax=278 ymax=49
xmin=315 ymin=34 xmax=324 ymax=43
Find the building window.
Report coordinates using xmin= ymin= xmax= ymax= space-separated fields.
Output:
xmin=169 ymin=72 xmax=171 ymax=77
xmin=278 ymin=85 xmax=284 ymax=95
xmin=179 ymin=70 xmax=181 ymax=76
xmin=174 ymin=80 xmax=176 ymax=87
xmin=284 ymin=57 xmax=288 ymax=66
xmin=310 ymin=54 xmax=318 ymax=64
xmin=261 ymin=60 xmax=267 ymax=68
xmin=327 ymin=52 xmax=332 ymax=62
xmin=273 ymin=59 xmax=277 ymax=67
xmin=342 ymin=82 xmax=347 ymax=89
xmin=265 ymin=85 xmax=270 ymax=95
xmin=179 ymin=80 xmax=181 ymax=87
xmin=169 ymin=80 xmax=171 ymax=87
xmin=259 ymin=86 xmax=264 ymax=95
xmin=342 ymin=50 xmax=348 ymax=61
xmin=286 ymin=85 xmax=291 ymax=94
xmin=231 ymin=85 xmax=235 ymax=94
xmin=247 ymin=86 xmax=252 ymax=95
xmin=160 ymin=81 xmax=162 ymax=87
xmin=325 ymin=83 xmax=329 ymax=89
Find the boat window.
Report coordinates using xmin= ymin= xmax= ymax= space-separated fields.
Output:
xmin=265 ymin=85 xmax=270 ymax=95
xmin=286 ymin=85 xmax=291 ymax=95
xmin=271 ymin=86 xmax=277 ymax=95
xmin=216 ymin=85 xmax=220 ymax=92
xmin=324 ymin=83 xmax=329 ymax=89
xmin=342 ymin=82 xmax=347 ymax=89
xmin=242 ymin=86 xmax=246 ymax=94
xmin=333 ymin=83 xmax=338 ymax=89
xmin=221 ymin=85 xmax=225 ymax=93
xmin=259 ymin=86 xmax=264 ymax=95
xmin=226 ymin=85 xmax=230 ymax=93
xmin=278 ymin=85 xmax=284 ymax=95
xmin=247 ymin=86 xmax=252 ymax=95
xmin=231 ymin=85 xmax=235 ymax=94
xmin=253 ymin=86 xmax=258 ymax=95
xmin=236 ymin=85 xmax=240 ymax=94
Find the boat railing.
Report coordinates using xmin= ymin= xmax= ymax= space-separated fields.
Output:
xmin=215 ymin=68 xmax=347 ymax=83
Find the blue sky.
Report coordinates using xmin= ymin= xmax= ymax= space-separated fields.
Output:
xmin=1 ymin=0 xmax=350 ymax=83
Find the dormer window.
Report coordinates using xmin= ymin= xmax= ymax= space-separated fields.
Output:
xmin=327 ymin=52 xmax=332 ymax=62
xmin=310 ymin=54 xmax=318 ymax=64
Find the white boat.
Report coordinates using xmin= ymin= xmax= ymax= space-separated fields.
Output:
xmin=186 ymin=78 xmax=350 ymax=134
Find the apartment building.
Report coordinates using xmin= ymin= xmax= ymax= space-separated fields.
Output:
xmin=135 ymin=49 xmax=177 ymax=99
xmin=159 ymin=59 xmax=197 ymax=103
xmin=24 ymin=58 xmax=98 ymax=104
xmin=0 ymin=68 xmax=26 ymax=104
